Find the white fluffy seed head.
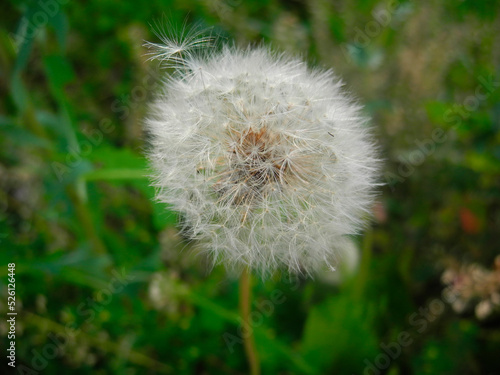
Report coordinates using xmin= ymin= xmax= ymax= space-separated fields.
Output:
xmin=145 ymin=37 xmax=380 ymax=277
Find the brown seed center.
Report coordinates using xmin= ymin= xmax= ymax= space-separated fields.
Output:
xmin=215 ymin=127 xmax=289 ymax=205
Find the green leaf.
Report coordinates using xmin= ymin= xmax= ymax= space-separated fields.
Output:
xmin=1 ymin=122 xmax=51 ymax=149
xmin=301 ymin=292 xmax=379 ymax=373
xmin=12 ymin=7 xmax=38 ymax=75
xmin=151 ymin=200 xmax=178 ymax=229
xmin=10 ymin=72 xmax=29 ymax=111
xmin=187 ymin=292 xmax=316 ymax=374
xmin=48 ymin=10 xmax=68 ymax=51
xmin=464 ymin=151 xmax=500 ymax=173
xmin=425 ymin=101 xmax=451 ymax=126
xmin=83 ymin=168 xmax=148 ymax=181
xmin=83 ymin=146 xmax=178 ymax=229
xmin=87 ymin=146 xmax=147 ymax=169
xmin=1 ymin=247 xmax=113 ymax=289
xmin=44 ymin=55 xmax=75 ymax=100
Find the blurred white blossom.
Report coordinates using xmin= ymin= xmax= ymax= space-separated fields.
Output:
xmin=442 ymin=256 xmax=500 ymax=320
xmin=148 ymin=270 xmax=187 ymax=316
xmin=318 ymin=239 xmax=360 ymax=285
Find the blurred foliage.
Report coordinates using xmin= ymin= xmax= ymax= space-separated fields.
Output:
xmin=1 ymin=0 xmax=500 ymax=374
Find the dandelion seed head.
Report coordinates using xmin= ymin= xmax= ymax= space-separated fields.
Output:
xmin=146 ymin=35 xmax=380 ymax=277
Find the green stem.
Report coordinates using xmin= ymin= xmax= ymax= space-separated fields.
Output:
xmin=239 ymin=268 xmax=260 ymax=375
xmin=186 ymin=291 xmax=314 ymax=374
xmin=66 ymin=185 xmax=107 ymax=255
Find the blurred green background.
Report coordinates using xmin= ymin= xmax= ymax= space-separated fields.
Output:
xmin=1 ymin=0 xmax=500 ymax=374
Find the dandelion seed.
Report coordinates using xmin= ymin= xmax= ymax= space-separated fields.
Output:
xmin=143 ymin=19 xmax=215 ymax=68
xmin=145 ymin=32 xmax=380 ymax=277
